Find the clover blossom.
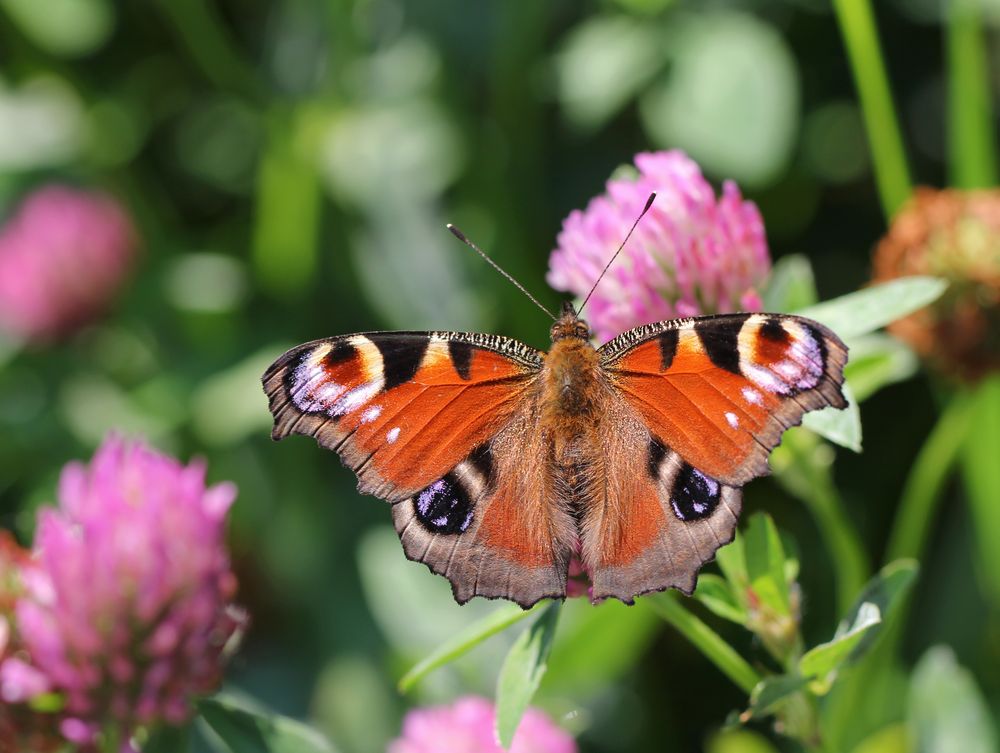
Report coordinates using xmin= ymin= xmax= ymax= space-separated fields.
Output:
xmin=389 ymin=696 xmax=576 ymax=753
xmin=547 ymin=150 xmax=770 ymax=342
xmin=0 ymin=533 xmax=63 ymax=753
xmin=0 ymin=185 xmax=136 ymax=342
xmin=7 ymin=436 xmax=245 ymax=748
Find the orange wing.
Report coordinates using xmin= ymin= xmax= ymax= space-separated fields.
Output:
xmin=598 ymin=313 xmax=848 ymax=486
xmin=262 ymin=331 xmax=542 ymax=501
xmin=263 ymin=331 xmax=577 ymax=607
xmin=581 ymin=415 xmax=744 ymax=602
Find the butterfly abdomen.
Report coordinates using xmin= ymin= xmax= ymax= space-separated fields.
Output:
xmin=537 ymin=338 xmax=610 ymax=531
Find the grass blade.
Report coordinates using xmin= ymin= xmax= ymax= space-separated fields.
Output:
xmin=397 ymin=602 xmax=541 ymax=693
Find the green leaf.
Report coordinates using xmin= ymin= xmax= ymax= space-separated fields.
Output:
xmin=794 ymin=276 xmax=947 ymax=340
xmin=198 ymin=694 xmax=337 ymax=753
xmin=398 ymin=602 xmax=541 ymax=692
xmin=778 ymin=530 xmax=800 ymax=585
xmin=961 ymin=375 xmax=1000 ymax=604
xmin=715 ymin=533 xmax=748 ymax=592
xmin=800 ymin=602 xmax=881 ymax=694
xmin=802 ymin=379 xmax=862 ymax=452
xmin=639 ymin=12 xmax=799 ymax=186
xmin=743 ymin=514 xmax=790 ymax=614
xmin=836 ymin=559 xmax=918 ymax=663
xmin=545 ymin=598 xmax=659 ymax=695
xmin=840 ymin=333 xmax=919 ymax=402
xmin=908 ymin=646 xmax=998 ymax=753
xmin=745 ymin=673 xmax=808 ymax=719
xmin=495 ymin=602 xmax=562 ymax=749
xmin=0 ymin=0 xmax=113 ymax=58
xmin=762 ymin=254 xmax=818 ymax=312
xmin=312 ymin=656 xmax=396 ymax=753
xmin=707 ymin=729 xmax=782 ymax=753
xmin=849 ymin=724 xmax=910 ymax=753
xmin=142 ymin=724 xmax=193 ymax=753
xmin=694 ymin=574 xmax=748 ymax=624
xmin=358 ymin=527 xmax=499 ymax=655
xmin=555 ymin=15 xmax=663 ymax=131
xmin=193 ymin=346 xmax=288 ymax=447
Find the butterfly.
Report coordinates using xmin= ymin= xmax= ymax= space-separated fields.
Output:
xmin=262 ymin=297 xmax=847 ymax=608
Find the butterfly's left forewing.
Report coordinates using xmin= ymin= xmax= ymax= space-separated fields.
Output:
xmin=262 ymin=331 xmax=575 ymax=607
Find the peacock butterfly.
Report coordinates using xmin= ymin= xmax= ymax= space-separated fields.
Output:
xmin=261 ymin=200 xmax=847 ymax=608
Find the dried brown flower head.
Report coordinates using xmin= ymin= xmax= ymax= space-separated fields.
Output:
xmin=873 ymin=187 xmax=1000 ymax=382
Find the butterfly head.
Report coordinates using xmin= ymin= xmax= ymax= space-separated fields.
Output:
xmin=550 ymin=301 xmax=591 ymax=342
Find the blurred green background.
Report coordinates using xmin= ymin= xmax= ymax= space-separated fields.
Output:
xmin=0 ymin=1 xmax=997 ymax=751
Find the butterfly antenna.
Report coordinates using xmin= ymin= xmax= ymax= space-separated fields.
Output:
xmin=446 ymin=224 xmax=558 ymax=321
xmin=578 ymin=192 xmax=656 ymax=316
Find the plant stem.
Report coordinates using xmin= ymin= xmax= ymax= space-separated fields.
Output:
xmin=645 ymin=592 xmax=761 ymax=694
xmin=884 ymin=391 xmax=972 ymax=562
xmin=832 ymin=0 xmax=912 ymax=220
xmin=876 ymin=392 xmax=971 ymax=669
xmin=947 ymin=0 xmax=998 ymax=188
xmin=779 ymin=432 xmax=869 ymax=614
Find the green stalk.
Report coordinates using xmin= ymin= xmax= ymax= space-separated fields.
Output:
xmin=645 ymin=592 xmax=761 ymax=694
xmin=884 ymin=392 xmax=972 ymax=562
xmin=832 ymin=0 xmax=912 ymax=220
xmin=875 ymin=392 xmax=972 ymax=671
xmin=947 ymin=0 xmax=998 ymax=188
xmin=778 ymin=433 xmax=869 ymax=614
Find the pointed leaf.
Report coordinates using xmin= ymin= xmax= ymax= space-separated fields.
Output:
xmin=908 ymin=647 xmax=998 ymax=753
xmin=840 ymin=333 xmax=918 ymax=402
xmin=198 ymin=694 xmax=336 ymax=753
xmin=398 ymin=603 xmax=541 ymax=692
xmin=794 ymin=276 xmax=947 ymax=339
xmin=694 ymin=574 xmax=748 ymax=624
xmin=802 ymin=379 xmax=862 ymax=452
xmin=555 ymin=16 xmax=663 ymax=131
xmin=708 ymin=729 xmax=783 ymax=753
xmin=495 ymin=602 xmax=561 ymax=748
xmin=142 ymin=724 xmax=193 ymax=753
xmin=800 ymin=602 xmax=881 ymax=694
xmin=837 ymin=559 xmax=918 ymax=662
xmin=849 ymin=724 xmax=909 ymax=753
xmin=545 ymin=598 xmax=659 ymax=694
xmin=715 ymin=533 xmax=748 ymax=592
xmin=743 ymin=514 xmax=789 ymax=614
xmin=745 ymin=674 xmax=808 ymax=719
